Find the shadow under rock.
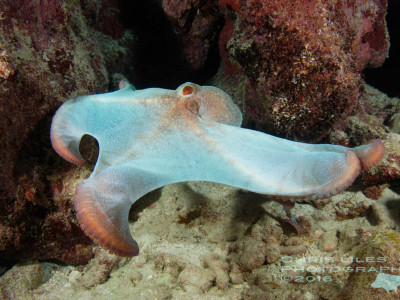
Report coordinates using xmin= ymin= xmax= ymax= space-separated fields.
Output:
xmin=129 ymin=182 xmax=210 ymax=225
xmin=129 ymin=188 xmax=162 ymax=222
xmin=4 ymin=111 xmax=94 ymax=262
xmin=118 ymin=0 xmax=222 ymax=89
xmin=382 ymin=198 xmax=400 ymax=229
xmin=228 ymin=190 xmax=268 ymax=240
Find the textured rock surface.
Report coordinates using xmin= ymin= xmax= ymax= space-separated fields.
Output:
xmin=160 ymin=0 xmax=222 ymax=71
xmin=0 ymin=261 xmax=42 ymax=299
xmin=327 ymin=84 xmax=400 ymax=187
xmin=0 ymin=182 xmax=397 ymax=299
xmin=341 ymin=230 xmax=400 ymax=299
xmin=218 ymin=0 xmax=389 ymax=141
xmin=0 ymin=0 xmax=134 ymax=264
xmin=361 ymin=133 xmax=400 ymax=185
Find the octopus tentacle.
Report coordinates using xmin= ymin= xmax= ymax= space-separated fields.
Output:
xmin=351 ymin=139 xmax=385 ymax=170
xmin=75 ymin=178 xmax=139 ymax=257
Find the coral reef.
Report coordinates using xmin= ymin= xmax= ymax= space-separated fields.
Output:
xmin=159 ymin=0 xmax=222 ymax=71
xmin=0 ymin=0 xmax=399 ymax=298
xmin=361 ymin=133 xmax=400 ymax=186
xmin=326 ymin=84 xmax=400 ymax=190
xmin=94 ymin=0 xmax=126 ymax=40
xmin=218 ymin=0 xmax=389 ymax=141
xmin=0 ymin=181 xmax=398 ymax=299
xmin=0 ymin=0 xmax=134 ymax=264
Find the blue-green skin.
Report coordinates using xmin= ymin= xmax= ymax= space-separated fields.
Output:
xmin=50 ymin=81 xmax=383 ymax=256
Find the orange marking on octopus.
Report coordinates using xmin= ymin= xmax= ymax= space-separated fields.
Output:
xmin=50 ymin=129 xmax=86 ymax=166
xmin=356 ymin=139 xmax=385 ymax=170
xmin=75 ymin=183 xmax=138 ymax=257
xmin=182 ymin=85 xmax=193 ymax=95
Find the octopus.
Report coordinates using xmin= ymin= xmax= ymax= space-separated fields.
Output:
xmin=50 ymin=81 xmax=384 ymax=256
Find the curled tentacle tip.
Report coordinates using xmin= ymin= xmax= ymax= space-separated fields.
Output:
xmin=354 ymin=139 xmax=385 ymax=170
xmin=75 ymin=183 xmax=139 ymax=257
xmin=50 ymin=129 xmax=87 ymax=166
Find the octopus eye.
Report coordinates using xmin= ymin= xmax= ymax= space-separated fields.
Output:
xmin=182 ymin=85 xmax=193 ymax=95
